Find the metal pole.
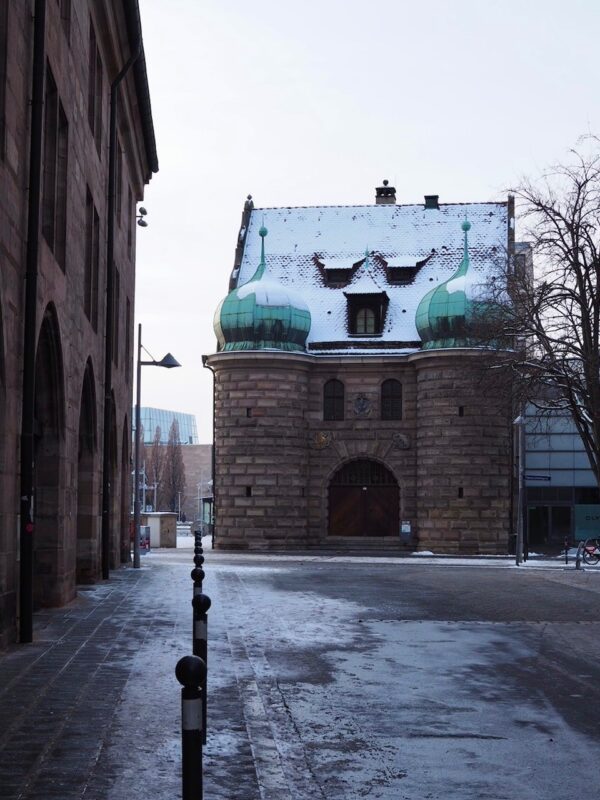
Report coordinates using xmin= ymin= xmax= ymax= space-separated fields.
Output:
xmin=575 ymin=540 xmax=584 ymax=570
xmin=200 ymin=474 xmax=204 ymax=537
xmin=133 ymin=324 xmax=142 ymax=568
xmin=142 ymin=462 xmax=147 ymax=512
xmin=101 ymin=26 xmax=142 ymax=581
xmin=175 ymin=655 xmax=206 ymax=800
xmin=515 ymin=416 xmax=524 ymax=566
xmin=19 ymin=0 xmax=46 ymax=643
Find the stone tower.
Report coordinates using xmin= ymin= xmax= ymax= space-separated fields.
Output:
xmin=414 ymin=221 xmax=511 ymax=553
xmin=208 ymin=226 xmax=312 ymax=549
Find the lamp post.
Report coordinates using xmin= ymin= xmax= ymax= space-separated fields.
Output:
xmin=513 ymin=414 xmax=525 ymax=566
xmin=197 ymin=473 xmax=205 ymax=536
xmin=133 ymin=323 xmax=180 ymax=568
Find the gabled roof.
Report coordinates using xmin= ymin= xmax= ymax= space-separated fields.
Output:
xmin=233 ymin=202 xmax=510 ymax=353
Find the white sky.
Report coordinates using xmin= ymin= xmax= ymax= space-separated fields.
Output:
xmin=135 ymin=0 xmax=600 ymax=442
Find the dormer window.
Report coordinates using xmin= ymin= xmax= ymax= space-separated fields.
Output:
xmin=314 ymin=254 xmax=363 ymax=286
xmin=372 ymin=252 xmax=431 ymax=285
xmin=356 ymin=307 xmax=376 ymax=334
xmin=345 ymin=292 xmax=388 ymax=335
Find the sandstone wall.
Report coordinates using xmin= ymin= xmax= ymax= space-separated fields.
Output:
xmin=211 ymin=354 xmax=310 ymax=549
xmin=413 ymin=351 xmax=511 ymax=554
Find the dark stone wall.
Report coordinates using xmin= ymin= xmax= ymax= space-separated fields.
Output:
xmin=414 ymin=352 xmax=512 ymax=554
xmin=212 ymin=355 xmax=310 ymax=549
xmin=305 ymin=360 xmax=418 ymax=547
xmin=0 ymin=0 xmax=152 ymax=647
xmin=208 ymin=350 xmax=512 ymax=555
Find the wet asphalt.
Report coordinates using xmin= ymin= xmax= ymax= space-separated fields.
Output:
xmin=1 ymin=540 xmax=600 ymax=799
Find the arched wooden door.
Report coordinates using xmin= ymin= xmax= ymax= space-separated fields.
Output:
xmin=328 ymin=459 xmax=399 ymax=537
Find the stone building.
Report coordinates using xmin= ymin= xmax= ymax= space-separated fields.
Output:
xmin=205 ymin=186 xmax=515 ymax=553
xmin=0 ymin=0 xmax=157 ymax=646
xmin=180 ymin=444 xmax=213 ymax=526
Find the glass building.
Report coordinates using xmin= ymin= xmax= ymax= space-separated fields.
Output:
xmin=525 ymin=406 xmax=599 ymax=549
xmin=137 ymin=407 xmax=199 ymax=445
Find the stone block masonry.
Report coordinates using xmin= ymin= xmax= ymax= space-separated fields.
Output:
xmin=207 ymin=349 xmax=512 ymax=553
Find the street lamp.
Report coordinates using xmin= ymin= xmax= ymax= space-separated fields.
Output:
xmin=133 ymin=323 xmax=180 ymax=568
xmin=513 ymin=414 xmax=525 ymax=566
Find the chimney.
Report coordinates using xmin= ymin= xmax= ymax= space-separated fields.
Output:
xmin=375 ymin=179 xmax=396 ymax=205
xmin=424 ymin=195 xmax=439 ymax=210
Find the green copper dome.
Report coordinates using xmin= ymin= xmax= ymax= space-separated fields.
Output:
xmin=214 ymin=226 xmax=311 ymax=352
xmin=415 ymin=220 xmax=492 ymax=349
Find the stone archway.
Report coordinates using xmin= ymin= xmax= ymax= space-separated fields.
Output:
xmin=33 ymin=305 xmax=65 ymax=607
xmin=109 ymin=391 xmax=119 ymax=569
xmin=76 ymin=360 xmax=98 ymax=582
xmin=328 ymin=459 xmax=399 ymax=537
xmin=120 ymin=416 xmax=130 ymax=564
xmin=0 ymin=298 xmax=6 ymax=628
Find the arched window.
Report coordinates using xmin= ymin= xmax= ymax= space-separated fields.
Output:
xmin=324 ymin=379 xmax=344 ymax=421
xmin=355 ymin=307 xmax=376 ymax=334
xmin=381 ymin=379 xmax=402 ymax=420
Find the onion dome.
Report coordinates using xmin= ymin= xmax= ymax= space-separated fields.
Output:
xmin=415 ymin=220 xmax=492 ymax=350
xmin=213 ymin=225 xmax=311 ymax=352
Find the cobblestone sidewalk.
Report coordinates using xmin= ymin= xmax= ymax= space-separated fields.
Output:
xmin=0 ymin=548 xmax=260 ymax=800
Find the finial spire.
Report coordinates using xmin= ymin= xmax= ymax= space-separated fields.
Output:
xmin=259 ymin=220 xmax=268 ymax=268
xmin=461 ymin=217 xmax=471 ymax=261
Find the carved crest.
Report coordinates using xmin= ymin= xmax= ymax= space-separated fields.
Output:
xmin=392 ymin=432 xmax=410 ymax=450
xmin=353 ymin=394 xmax=372 ymax=418
xmin=312 ymin=431 xmax=332 ymax=450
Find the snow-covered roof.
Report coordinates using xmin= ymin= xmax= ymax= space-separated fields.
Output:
xmin=234 ymin=202 xmax=509 ymax=353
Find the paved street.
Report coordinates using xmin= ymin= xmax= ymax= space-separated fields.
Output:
xmin=1 ymin=542 xmax=600 ymax=799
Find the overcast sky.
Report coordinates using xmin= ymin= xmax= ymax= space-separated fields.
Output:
xmin=135 ymin=0 xmax=600 ymax=442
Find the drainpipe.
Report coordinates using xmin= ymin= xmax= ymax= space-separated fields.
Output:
xmin=202 ymin=357 xmax=217 ymax=548
xmin=101 ymin=37 xmax=141 ymax=579
xmin=19 ymin=0 xmax=46 ymax=643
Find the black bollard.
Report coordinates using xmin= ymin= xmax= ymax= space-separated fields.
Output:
xmin=175 ymin=655 xmax=207 ymax=800
xmin=192 ymin=592 xmax=211 ymax=744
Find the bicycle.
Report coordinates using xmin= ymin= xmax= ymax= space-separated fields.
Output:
xmin=581 ymin=538 xmax=600 ymax=565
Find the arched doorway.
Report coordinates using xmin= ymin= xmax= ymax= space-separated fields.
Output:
xmin=34 ymin=305 xmax=65 ymax=607
xmin=0 ymin=299 xmax=6 ymax=604
xmin=109 ymin=391 xmax=119 ymax=569
xmin=77 ymin=360 xmax=97 ymax=582
xmin=328 ymin=459 xmax=399 ymax=537
xmin=120 ymin=416 xmax=130 ymax=564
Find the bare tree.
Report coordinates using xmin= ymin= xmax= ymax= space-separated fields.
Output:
xmin=487 ymin=141 xmax=600 ymax=488
xmin=136 ymin=422 xmax=147 ymax=509
xmin=163 ymin=419 xmax=186 ymax=514
xmin=148 ymin=426 xmax=164 ymax=510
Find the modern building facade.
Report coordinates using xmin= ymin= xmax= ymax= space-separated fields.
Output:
xmin=205 ymin=186 xmax=515 ymax=553
xmin=524 ymin=407 xmax=599 ymax=550
xmin=0 ymin=0 xmax=157 ymax=646
xmin=138 ymin=407 xmax=199 ymax=445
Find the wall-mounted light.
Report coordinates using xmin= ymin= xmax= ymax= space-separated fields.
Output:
xmin=137 ymin=206 xmax=149 ymax=227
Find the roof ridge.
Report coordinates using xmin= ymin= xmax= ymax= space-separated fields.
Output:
xmin=251 ymin=200 xmax=508 ymax=211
